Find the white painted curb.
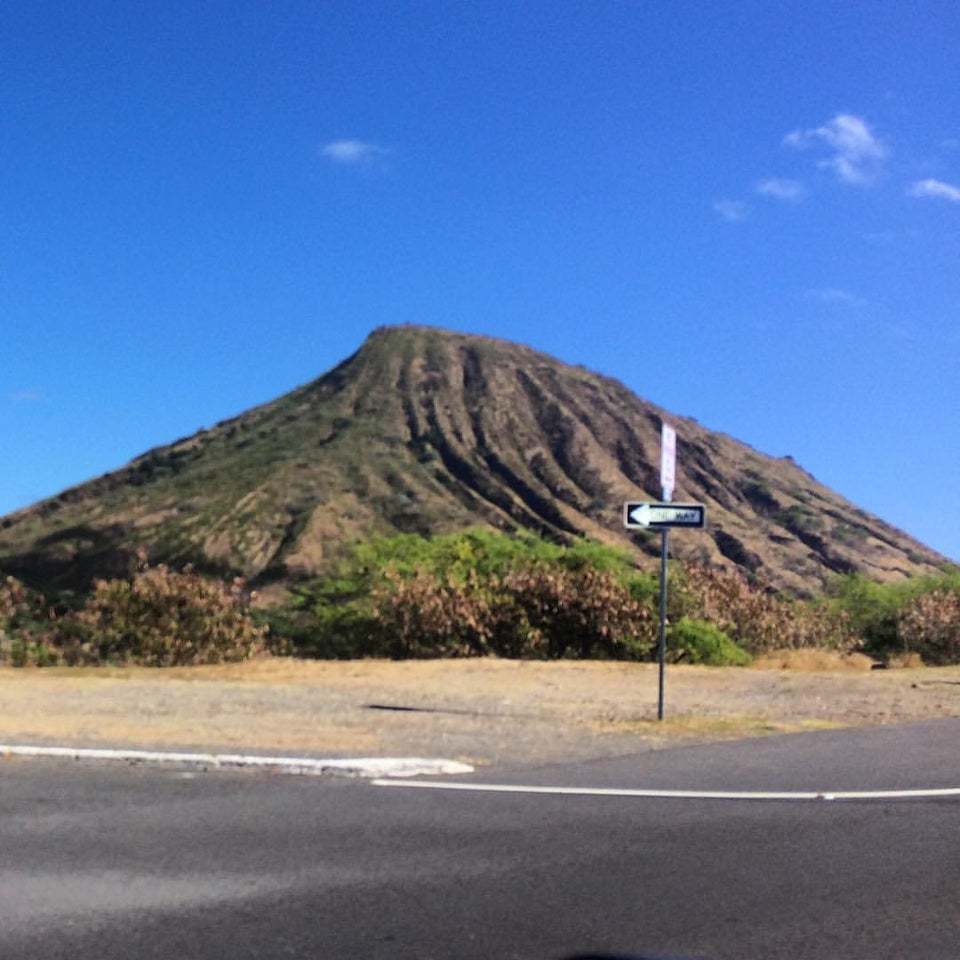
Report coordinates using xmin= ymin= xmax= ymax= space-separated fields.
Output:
xmin=0 ymin=744 xmax=474 ymax=779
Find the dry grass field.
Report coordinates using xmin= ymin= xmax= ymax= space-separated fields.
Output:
xmin=3 ymin=655 xmax=959 ymax=767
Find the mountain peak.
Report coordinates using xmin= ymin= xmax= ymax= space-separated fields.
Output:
xmin=0 ymin=326 xmax=946 ymax=595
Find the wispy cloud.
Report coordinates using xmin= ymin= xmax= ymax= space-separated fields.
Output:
xmin=756 ymin=177 xmax=805 ymax=201
xmin=908 ymin=178 xmax=960 ymax=203
xmin=885 ymin=322 xmax=913 ymax=341
xmin=784 ymin=114 xmax=886 ymax=184
xmin=806 ymin=287 xmax=868 ymax=308
xmin=11 ymin=390 xmax=47 ymax=404
xmin=320 ymin=139 xmax=388 ymax=165
xmin=712 ymin=198 xmax=748 ymax=222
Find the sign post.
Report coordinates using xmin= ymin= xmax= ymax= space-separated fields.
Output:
xmin=658 ymin=525 xmax=668 ymax=720
xmin=657 ymin=424 xmax=674 ymax=722
xmin=623 ymin=424 xmax=706 ymax=721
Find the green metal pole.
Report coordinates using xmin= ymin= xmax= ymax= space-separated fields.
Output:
xmin=658 ymin=528 xmax=668 ymax=721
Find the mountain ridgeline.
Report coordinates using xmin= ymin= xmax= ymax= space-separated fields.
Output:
xmin=0 ymin=325 xmax=947 ymax=596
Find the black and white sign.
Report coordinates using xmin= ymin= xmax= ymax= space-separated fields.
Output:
xmin=623 ymin=501 xmax=706 ymax=530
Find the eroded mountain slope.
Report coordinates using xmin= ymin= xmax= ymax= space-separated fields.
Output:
xmin=0 ymin=325 xmax=946 ymax=595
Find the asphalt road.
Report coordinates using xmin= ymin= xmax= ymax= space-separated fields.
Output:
xmin=2 ymin=720 xmax=959 ymax=960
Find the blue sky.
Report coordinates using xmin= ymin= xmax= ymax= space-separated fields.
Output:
xmin=3 ymin=1 xmax=959 ymax=563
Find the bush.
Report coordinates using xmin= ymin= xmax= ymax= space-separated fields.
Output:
xmin=7 ymin=637 xmax=59 ymax=668
xmin=668 ymin=617 xmax=751 ymax=666
xmin=286 ymin=531 xmax=657 ymax=660
xmin=0 ymin=573 xmax=59 ymax=666
xmin=499 ymin=565 xmax=654 ymax=660
xmin=0 ymin=574 xmax=29 ymax=620
xmin=825 ymin=574 xmax=910 ymax=656
xmin=346 ymin=528 xmax=639 ymax=586
xmin=362 ymin=563 xmax=656 ymax=660
xmin=827 ymin=569 xmax=960 ymax=661
xmin=676 ymin=565 xmax=857 ymax=656
xmin=897 ymin=589 xmax=960 ymax=665
xmin=53 ymin=565 xmax=267 ymax=666
xmin=370 ymin=568 xmax=497 ymax=658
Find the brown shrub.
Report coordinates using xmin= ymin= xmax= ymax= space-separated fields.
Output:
xmin=54 ymin=565 xmax=267 ymax=666
xmin=0 ymin=574 xmax=29 ymax=619
xmin=371 ymin=569 xmax=497 ymax=658
xmin=897 ymin=589 xmax=960 ymax=665
xmin=677 ymin=565 xmax=858 ymax=656
xmin=501 ymin=566 xmax=654 ymax=659
xmin=369 ymin=565 xmax=655 ymax=660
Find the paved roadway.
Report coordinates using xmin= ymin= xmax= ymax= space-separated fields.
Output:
xmin=2 ymin=720 xmax=959 ymax=959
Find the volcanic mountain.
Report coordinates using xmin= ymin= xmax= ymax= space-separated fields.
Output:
xmin=0 ymin=325 xmax=947 ymax=596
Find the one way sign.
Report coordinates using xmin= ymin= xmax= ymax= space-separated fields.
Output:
xmin=623 ymin=501 xmax=707 ymax=530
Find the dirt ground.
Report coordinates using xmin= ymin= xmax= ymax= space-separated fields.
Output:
xmin=2 ymin=655 xmax=959 ymax=768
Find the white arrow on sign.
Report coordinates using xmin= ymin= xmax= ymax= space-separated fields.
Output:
xmin=623 ymin=501 xmax=706 ymax=529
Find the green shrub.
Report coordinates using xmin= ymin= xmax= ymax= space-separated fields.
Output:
xmin=284 ymin=530 xmax=658 ymax=660
xmin=668 ymin=617 xmax=750 ymax=666
xmin=0 ymin=573 xmax=60 ymax=666
xmin=345 ymin=528 xmax=638 ymax=586
xmin=827 ymin=569 xmax=960 ymax=660
xmin=825 ymin=574 xmax=908 ymax=656
xmin=7 ymin=637 xmax=60 ymax=668
xmin=7 ymin=638 xmax=27 ymax=667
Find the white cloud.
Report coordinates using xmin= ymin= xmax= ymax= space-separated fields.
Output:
xmin=806 ymin=287 xmax=868 ymax=308
xmin=712 ymin=198 xmax=748 ymax=222
xmin=756 ymin=177 xmax=805 ymax=201
xmin=11 ymin=390 xmax=46 ymax=403
xmin=320 ymin=140 xmax=388 ymax=164
xmin=885 ymin=322 xmax=912 ymax=341
xmin=784 ymin=114 xmax=887 ymax=184
xmin=908 ymin=178 xmax=960 ymax=202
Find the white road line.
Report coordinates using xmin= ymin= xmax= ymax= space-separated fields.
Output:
xmin=371 ymin=779 xmax=960 ymax=802
xmin=0 ymin=745 xmax=473 ymax=779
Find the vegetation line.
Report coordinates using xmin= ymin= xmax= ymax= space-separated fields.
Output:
xmin=3 ymin=529 xmax=959 ymax=668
